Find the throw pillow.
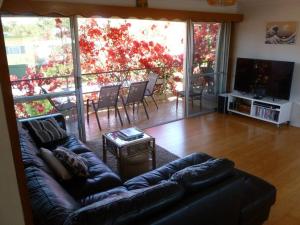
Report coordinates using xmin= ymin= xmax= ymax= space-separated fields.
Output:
xmin=27 ymin=118 xmax=67 ymax=145
xmin=53 ymin=146 xmax=89 ymax=178
xmin=39 ymin=148 xmax=72 ymax=180
xmin=170 ymin=158 xmax=234 ymax=190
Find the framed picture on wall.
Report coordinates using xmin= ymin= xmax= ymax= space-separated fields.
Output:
xmin=265 ymin=21 xmax=298 ymax=44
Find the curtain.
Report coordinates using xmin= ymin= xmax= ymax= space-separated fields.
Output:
xmin=184 ymin=19 xmax=194 ymax=116
xmin=215 ymin=22 xmax=232 ymax=94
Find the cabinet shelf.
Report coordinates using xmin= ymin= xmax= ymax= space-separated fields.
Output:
xmin=227 ymin=92 xmax=291 ymax=126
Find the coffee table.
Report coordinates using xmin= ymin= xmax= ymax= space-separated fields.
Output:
xmin=102 ymin=129 xmax=156 ymax=178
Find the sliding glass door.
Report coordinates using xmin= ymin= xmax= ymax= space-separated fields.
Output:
xmin=186 ymin=22 xmax=221 ymax=116
xmin=77 ymin=17 xmax=185 ymax=140
xmin=2 ymin=16 xmax=80 ymax=137
xmin=2 ymin=16 xmax=230 ymax=141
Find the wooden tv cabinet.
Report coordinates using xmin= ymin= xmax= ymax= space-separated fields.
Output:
xmin=227 ymin=92 xmax=292 ymax=126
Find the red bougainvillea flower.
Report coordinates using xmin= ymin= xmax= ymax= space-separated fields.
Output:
xmin=55 ymin=18 xmax=62 ymax=28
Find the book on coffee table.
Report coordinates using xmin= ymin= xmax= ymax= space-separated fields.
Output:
xmin=118 ymin=127 xmax=144 ymax=141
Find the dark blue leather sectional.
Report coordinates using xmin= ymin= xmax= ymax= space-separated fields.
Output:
xmin=19 ymin=114 xmax=276 ymax=225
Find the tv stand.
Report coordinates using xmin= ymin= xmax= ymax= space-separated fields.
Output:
xmin=227 ymin=92 xmax=291 ymax=126
xmin=253 ymin=96 xmax=263 ymax=100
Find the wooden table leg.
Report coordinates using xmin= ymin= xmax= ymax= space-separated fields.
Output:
xmin=102 ymin=135 xmax=107 ymax=163
xmin=117 ymin=147 xmax=123 ymax=178
xmin=152 ymin=139 xmax=156 ymax=169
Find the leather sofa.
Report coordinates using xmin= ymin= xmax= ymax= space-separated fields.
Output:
xmin=19 ymin=114 xmax=276 ymax=225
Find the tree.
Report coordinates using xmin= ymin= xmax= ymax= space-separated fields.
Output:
xmin=193 ymin=23 xmax=220 ymax=74
xmin=78 ymin=19 xmax=183 ymax=95
xmin=10 ymin=18 xmax=73 ymax=117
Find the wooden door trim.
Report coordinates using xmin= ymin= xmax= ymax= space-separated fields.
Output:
xmin=0 ymin=18 xmax=34 ymax=225
xmin=1 ymin=0 xmax=243 ymax=22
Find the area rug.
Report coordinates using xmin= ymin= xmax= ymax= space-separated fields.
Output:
xmin=86 ymin=139 xmax=179 ymax=174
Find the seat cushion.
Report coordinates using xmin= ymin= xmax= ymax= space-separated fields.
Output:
xmin=170 ymin=158 xmax=235 ymax=191
xmin=64 ymin=152 xmax=122 ymax=198
xmin=64 ymin=181 xmax=184 ymax=225
xmin=25 ymin=166 xmax=80 ymax=225
xmin=80 ymin=186 xmax=128 ymax=206
xmin=124 ymin=153 xmax=212 ymax=190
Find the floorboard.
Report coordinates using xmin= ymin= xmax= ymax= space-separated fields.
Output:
xmin=145 ymin=113 xmax=300 ymax=225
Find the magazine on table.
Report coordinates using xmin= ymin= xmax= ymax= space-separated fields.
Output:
xmin=118 ymin=127 xmax=144 ymax=140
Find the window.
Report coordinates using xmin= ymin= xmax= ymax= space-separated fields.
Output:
xmin=6 ymin=46 xmax=25 ymax=54
xmin=2 ymin=17 xmax=76 ymax=119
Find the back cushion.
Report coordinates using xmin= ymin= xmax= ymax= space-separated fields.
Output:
xmin=170 ymin=158 xmax=235 ymax=191
xmin=25 ymin=167 xmax=80 ymax=225
xmin=124 ymin=153 xmax=212 ymax=190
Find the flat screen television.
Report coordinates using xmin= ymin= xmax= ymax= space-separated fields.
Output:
xmin=234 ymin=58 xmax=294 ymax=100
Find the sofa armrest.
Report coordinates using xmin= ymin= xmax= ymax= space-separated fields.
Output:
xmin=64 ymin=181 xmax=184 ymax=225
xmin=138 ymin=176 xmax=244 ymax=225
xmin=236 ymin=170 xmax=276 ymax=225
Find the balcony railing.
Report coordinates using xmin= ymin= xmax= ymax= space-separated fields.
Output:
xmin=10 ymin=66 xmax=184 ymax=118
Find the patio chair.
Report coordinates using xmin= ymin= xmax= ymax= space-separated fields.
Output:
xmin=144 ymin=72 xmax=159 ymax=109
xmin=89 ymin=84 xmax=123 ymax=131
xmin=176 ymin=74 xmax=205 ymax=111
xmin=41 ymin=87 xmax=76 ymax=118
xmin=121 ymin=81 xmax=149 ymax=123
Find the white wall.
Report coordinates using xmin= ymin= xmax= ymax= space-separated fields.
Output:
xmin=0 ymin=88 xmax=25 ymax=225
xmin=233 ymin=1 xmax=300 ymax=126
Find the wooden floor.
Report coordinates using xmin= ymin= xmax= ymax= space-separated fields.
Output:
xmin=145 ymin=113 xmax=300 ymax=225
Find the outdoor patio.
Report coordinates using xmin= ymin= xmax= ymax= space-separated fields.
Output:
xmin=65 ymin=93 xmax=217 ymax=141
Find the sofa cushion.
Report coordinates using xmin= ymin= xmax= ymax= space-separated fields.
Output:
xmin=18 ymin=126 xmax=55 ymax=176
xmin=53 ymin=147 xmax=90 ymax=178
xmin=26 ymin=117 xmax=67 ymax=146
xmin=19 ymin=127 xmax=43 ymax=167
xmin=61 ymin=135 xmax=92 ymax=154
xmin=124 ymin=153 xmax=212 ymax=190
xmin=25 ymin=166 xmax=80 ymax=225
xmin=64 ymin=152 xmax=122 ymax=198
xmin=40 ymin=148 xmax=73 ymax=180
xmin=170 ymin=158 xmax=235 ymax=191
xmin=37 ymin=135 xmax=92 ymax=154
xmin=64 ymin=181 xmax=184 ymax=225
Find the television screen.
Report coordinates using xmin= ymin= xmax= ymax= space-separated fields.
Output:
xmin=234 ymin=58 xmax=294 ymax=100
